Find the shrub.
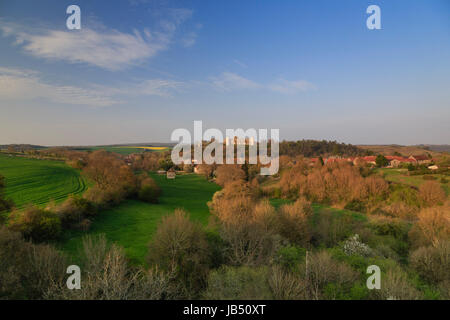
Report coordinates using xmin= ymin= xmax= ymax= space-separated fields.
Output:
xmin=0 ymin=227 xmax=66 ymax=299
xmin=268 ymin=265 xmax=307 ymax=300
xmin=418 ymin=181 xmax=446 ymax=206
xmin=342 ymin=234 xmax=372 ymax=257
xmin=47 ymin=235 xmax=149 ymax=300
xmin=374 ymin=266 xmax=421 ymax=300
xmin=274 ymin=245 xmax=306 ymax=271
xmin=9 ymin=206 xmax=61 ymax=242
xmin=55 ymin=195 xmax=97 ymax=229
xmin=0 ymin=175 xmax=14 ymax=222
xmin=379 ymin=202 xmax=418 ymax=219
xmin=409 ymin=241 xmax=450 ymax=285
xmin=138 ymin=176 xmax=161 ymax=203
xmin=203 ymin=266 xmax=272 ymax=300
xmin=304 ymin=251 xmax=358 ymax=300
xmin=211 ymin=199 xmax=280 ymax=267
xmin=388 ymin=185 xmax=421 ymax=208
xmin=83 ymin=185 xmax=125 ymax=208
xmin=278 ymin=198 xmax=312 ymax=246
xmin=215 ymin=164 xmax=246 ymax=187
xmin=409 ymin=205 xmax=450 ymax=248
xmin=147 ymin=209 xmax=210 ymax=298
xmin=311 ymin=210 xmax=365 ymax=247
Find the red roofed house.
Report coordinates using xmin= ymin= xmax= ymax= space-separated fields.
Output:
xmin=409 ymin=155 xmax=432 ymax=164
xmin=362 ymin=156 xmax=377 ymax=165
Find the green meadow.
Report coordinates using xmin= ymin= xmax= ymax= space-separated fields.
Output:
xmin=60 ymin=173 xmax=220 ymax=264
xmin=0 ymin=154 xmax=87 ymax=208
xmin=379 ymin=168 xmax=449 ymax=196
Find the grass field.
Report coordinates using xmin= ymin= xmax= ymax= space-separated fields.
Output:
xmin=60 ymin=173 xmax=220 ymax=264
xmin=0 ymin=154 xmax=88 ymax=208
xmin=379 ymin=168 xmax=449 ymax=196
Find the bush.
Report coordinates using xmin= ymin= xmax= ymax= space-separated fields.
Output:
xmin=342 ymin=234 xmax=372 ymax=257
xmin=0 ymin=227 xmax=67 ymax=299
xmin=275 ymin=245 xmax=306 ymax=271
xmin=409 ymin=205 xmax=450 ymax=248
xmin=83 ymin=185 xmax=125 ymax=208
xmin=0 ymin=175 xmax=14 ymax=222
xmin=409 ymin=241 xmax=450 ymax=285
xmin=147 ymin=209 xmax=210 ymax=298
xmin=374 ymin=266 xmax=421 ymax=300
xmin=138 ymin=176 xmax=161 ymax=203
xmin=47 ymin=234 xmax=160 ymax=300
xmin=212 ymin=199 xmax=280 ymax=267
xmin=388 ymin=185 xmax=421 ymax=208
xmin=379 ymin=202 xmax=418 ymax=219
xmin=268 ymin=265 xmax=307 ymax=300
xmin=304 ymin=251 xmax=358 ymax=300
xmin=9 ymin=206 xmax=61 ymax=242
xmin=418 ymin=181 xmax=446 ymax=206
xmin=203 ymin=266 xmax=272 ymax=300
xmin=55 ymin=195 xmax=97 ymax=229
xmin=278 ymin=198 xmax=312 ymax=246
xmin=215 ymin=165 xmax=246 ymax=187
xmin=311 ymin=210 xmax=365 ymax=247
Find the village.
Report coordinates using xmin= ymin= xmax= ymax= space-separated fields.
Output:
xmin=309 ymin=154 xmax=438 ymax=169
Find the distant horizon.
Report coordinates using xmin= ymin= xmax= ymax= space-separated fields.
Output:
xmin=1 ymin=141 xmax=449 ymax=149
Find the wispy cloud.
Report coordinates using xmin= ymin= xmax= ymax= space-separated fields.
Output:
xmin=268 ymin=79 xmax=316 ymax=94
xmin=182 ymin=31 xmax=198 ymax=47
xmin=0 ymin=67 xmax=181 ymax=107
xmin=211 ymin=72 xmax=316 ymax=94
xmin=211 ymin=72 xmax=261 ymax=91
xmin=0 ymin=12 xmax=192 ymax=71
xmin=232 ymin=59 xmax=248 ymax=68
xmin=0 ymin=67 xmax=118 ymax=107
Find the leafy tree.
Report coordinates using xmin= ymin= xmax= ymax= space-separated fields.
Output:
xmin=0 ymin=175 xmax=14 ymax=222
xmin=375 ymin=155 xmax=389 ymax=167
xmin=158 ymin=157 xmax=174 ymax=171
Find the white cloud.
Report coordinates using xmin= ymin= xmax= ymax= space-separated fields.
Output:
xmin=232 ymin=59 xmax=248 ymax=68
xmin=0 ymin=67 xmax=118 ymax=107
xmin=97 ymin=79 xmax=183 ymax=98
xmin=211 ymin=72 xmax=315 ymax=94
xmin=0 ymin=13 xmax=192 ymax=71
xmin=0 ymin=67 xmax=181 ymax=107
xmin=211 ymin=72 xmax=261 ymax=91
xmin=182 ymin=32 xmax=198 ymax=47
xmin=268 ymin=79 xmax=316 ymax=94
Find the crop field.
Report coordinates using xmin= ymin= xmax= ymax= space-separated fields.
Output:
xmin=60 ymin=173 xmax=220 ymax=264
xmin=0 ymin=154 xmax=88 ymax=208
xmin=82 ymin=146 xmax=170 ymax=155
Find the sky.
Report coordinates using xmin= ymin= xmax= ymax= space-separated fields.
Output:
xmin=0 ymin=0 xmax=449 ymax=146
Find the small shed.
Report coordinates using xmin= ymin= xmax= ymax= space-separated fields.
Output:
xmin=167 ymin=168 xmax=176 ymax=179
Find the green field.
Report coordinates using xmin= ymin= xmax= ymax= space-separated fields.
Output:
xmin=379 ymin=168 xmax=449 ymax=196
xmin=0 ymin=154 xmax=88 ymax=208
xmin=60 ymin=173 xmax=220 ymax=264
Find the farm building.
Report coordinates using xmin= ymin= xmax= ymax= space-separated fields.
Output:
xmin=167 ymin=168 xmax=176 ymax=179
xmin=409 ymin=155 xmax=432 ymax=164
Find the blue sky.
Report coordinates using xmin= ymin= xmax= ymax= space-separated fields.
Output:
xmin=0 ymin=0 xmax=449 ymax=146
